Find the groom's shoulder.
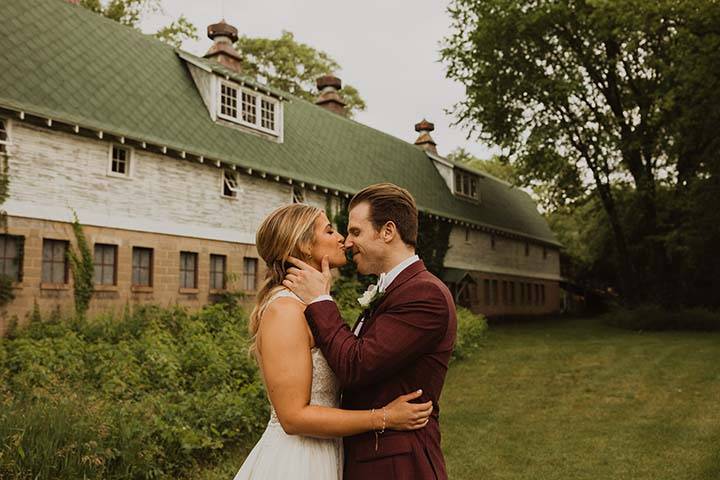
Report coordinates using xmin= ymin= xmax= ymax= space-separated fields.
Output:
xmin=401 ymin=269 xmax=453 ymax=302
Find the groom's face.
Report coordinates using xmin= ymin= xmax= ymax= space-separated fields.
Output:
xmin=345 ymin=202 xmax=385 ymax=275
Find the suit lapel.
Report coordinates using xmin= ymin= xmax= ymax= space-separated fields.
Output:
xmin=358 ymin=260 xmax=427 ymax=336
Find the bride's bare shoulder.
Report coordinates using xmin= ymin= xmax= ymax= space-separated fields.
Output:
xmin=259 ymin=295 xmax=309 ymax=343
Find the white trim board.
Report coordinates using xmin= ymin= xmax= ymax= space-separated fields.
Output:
xmin=4 ymin=199 xmax=256 ymax=244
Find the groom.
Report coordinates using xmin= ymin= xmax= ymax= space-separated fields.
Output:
xmin=284 ymin=183 xmax=457 ymax=480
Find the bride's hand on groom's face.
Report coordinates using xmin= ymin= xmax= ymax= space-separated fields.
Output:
xmin=283 ymin=256 xmax=332 ymax=304
xmin=384 ymin=389 xmax=434 ymax=431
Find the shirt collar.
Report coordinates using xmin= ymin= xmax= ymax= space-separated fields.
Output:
xmin=378 ymin=254 xmax=419 ymax=292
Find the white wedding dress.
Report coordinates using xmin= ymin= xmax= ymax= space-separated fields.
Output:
xmin=233 ymin=290 xmax=343 ymax=480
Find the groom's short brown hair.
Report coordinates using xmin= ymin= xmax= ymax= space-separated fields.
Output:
xmin=349 ymin=183 xmax=418 ymax=247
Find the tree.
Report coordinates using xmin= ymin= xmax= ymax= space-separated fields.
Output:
xmin=236 ymin=32 xmax=366 ymax=116
xmin=80 ymin=0 xmax=198 ymax=47
xmin=441 ymin=0 xmax=720 ymax=302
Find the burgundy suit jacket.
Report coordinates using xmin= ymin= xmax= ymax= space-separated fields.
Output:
xmin=305 ymin=260 xmax=457 ymax=480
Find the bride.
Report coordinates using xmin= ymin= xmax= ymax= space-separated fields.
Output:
xmin=234 ymin=204 xmax=432 ymax=480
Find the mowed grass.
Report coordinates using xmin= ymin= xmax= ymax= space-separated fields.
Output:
xmin=441 ymin=316 xmax=720 ymax=480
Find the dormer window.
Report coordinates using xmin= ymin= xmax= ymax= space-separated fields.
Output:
xmin=220 ymin=84 xmax=238 ymax=117
xmin=454 ymin=169 xmax=480 ymax=201
xmin=218 ymin=80 xmax=280 ymax=136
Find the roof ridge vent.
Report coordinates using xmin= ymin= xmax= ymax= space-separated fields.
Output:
xmin=414 ymin=119 xmax=437 ymax=155
xmin=315 ymin=75 xmax=347 ymax=116
xmin=204 ymin=20 xmax=243 ymax=74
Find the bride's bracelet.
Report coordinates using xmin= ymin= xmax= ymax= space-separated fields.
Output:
xmin=373 ymin=407 xmax=387 ymax=452
xmin=370 ymin=407 xmax=387 ymax=432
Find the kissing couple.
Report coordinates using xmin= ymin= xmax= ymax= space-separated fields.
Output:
xmin=234 ymin=183 xmax=457 ymax=480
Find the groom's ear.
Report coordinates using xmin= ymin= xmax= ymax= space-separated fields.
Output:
xmin=381 ymin=221 xmax=398 ymax=243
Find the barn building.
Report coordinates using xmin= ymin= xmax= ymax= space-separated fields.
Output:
xmin=0 ymin=0 xmax=562 ymax=332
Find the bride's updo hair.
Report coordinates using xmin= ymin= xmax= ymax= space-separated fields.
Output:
xmin=249 ymin=203 xmax=323 ymax=355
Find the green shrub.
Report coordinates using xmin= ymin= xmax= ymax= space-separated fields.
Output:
xmin=333 ymin=276 xmax=366 ymax=325
xmin=0 ymin=274 xmax=14 ymax=308
xmin=452 ymin=307 xmax=488 ymax=362
xmin=603 ymin=305 xmax=720 ymax=331
xmin=0 ymin=302 xmax=268 ymax=479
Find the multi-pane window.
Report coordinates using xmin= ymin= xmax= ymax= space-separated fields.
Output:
xmin=491 ymin=280 xmax=499 ymax=305
xmin=241 ymin=91 xmax=257 ymax=124
xmin=93 ymin=244 xmax=117 ymax=285
xmin=541 ymin=284 xmax=546 ymax=305
xmin=180 ymin=251 xmax=198 ymax=289
xmin=220 ymin=83 xmax=238 ymax=118
xmin=132 ymin=247 xmax=153 ymax=287
xmin=261 ymin=98 xmax=275 ymax=130
xmin=210 ymin=254 xmax=227 ymax=290
xmin=502 ymin=281 xmax=508 ymax=305
xmin=0 ymin=119 xmax=9 ymax=155
xmin=243 ymin=257 xmax=258 ymax=291
xmin=454 ymin=170 xmax=479 ymax=200
xmin=535 ymin=284 xmax=541 ymax=305
xmin=0 ymin=235 xmax=23 ymax=282
xmin=42 ymin=239 xmax=68 ymax=284
xmin=110 ymin=145 xmax=130 ymax=176
xmin=483 ymin=279 xmax=490 ymax=306
xmin=509 ymin=282 xmax=516 ymax=305
xmin=520 ymin=283 xmax=527 ymax=305
xmin=218 ymin=81 xmax=280 ymax=135
xmin=223 ymin=170 xmax=239 ymax=198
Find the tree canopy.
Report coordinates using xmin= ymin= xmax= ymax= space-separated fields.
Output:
xmin=236 ymin=32 xmax=366 ymax=116
xmin=80 ymin=0 xmax=198 ymax=47
xmin=442 ymin=0 xmax=720 ymax=304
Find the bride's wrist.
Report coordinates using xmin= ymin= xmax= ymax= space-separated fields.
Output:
xmin=371 ymin=408 xmax=378 ymax=430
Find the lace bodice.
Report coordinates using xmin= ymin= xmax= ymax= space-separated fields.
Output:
xmin=264 ymin=290 xmax=341 ymax=427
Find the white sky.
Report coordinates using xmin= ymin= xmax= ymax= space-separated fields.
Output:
xmin=140 ymin=0 xmax=495 ymax=159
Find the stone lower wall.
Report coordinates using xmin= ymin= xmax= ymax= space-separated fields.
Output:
xmin=0 ymin=216 xmax=262 ymax=334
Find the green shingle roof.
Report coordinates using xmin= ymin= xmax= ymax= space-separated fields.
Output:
xmin=0 ymin=0 xmax=559 ymax=245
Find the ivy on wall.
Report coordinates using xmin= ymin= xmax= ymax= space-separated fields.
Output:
xmin=0 ymin=145 xmax=13 ymax=308
xmin=67 ymin=212 xmax=94 ymax=317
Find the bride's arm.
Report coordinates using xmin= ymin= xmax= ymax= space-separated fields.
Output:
xmin=258 ymin=298 xmax=431 ymax=438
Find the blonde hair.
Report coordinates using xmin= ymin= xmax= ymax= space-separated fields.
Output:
xmin=249 ymin=203 xmax=323 ymax=355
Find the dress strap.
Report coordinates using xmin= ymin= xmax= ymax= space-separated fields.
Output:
xmin=268 ymin=288 xmax=305 ymax=305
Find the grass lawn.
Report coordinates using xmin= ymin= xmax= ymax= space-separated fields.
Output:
xmin=441 ymin=316 xmax=720 ymax=480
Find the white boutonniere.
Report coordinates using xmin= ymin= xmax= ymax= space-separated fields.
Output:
xmin=357 ymin=283 xmax=380 ymax=308
xmin=357 ymin=274 xmax=387 ymax=309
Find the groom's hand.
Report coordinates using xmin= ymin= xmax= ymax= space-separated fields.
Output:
xmin=283 ymin=255 xmax=332 ymax=304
